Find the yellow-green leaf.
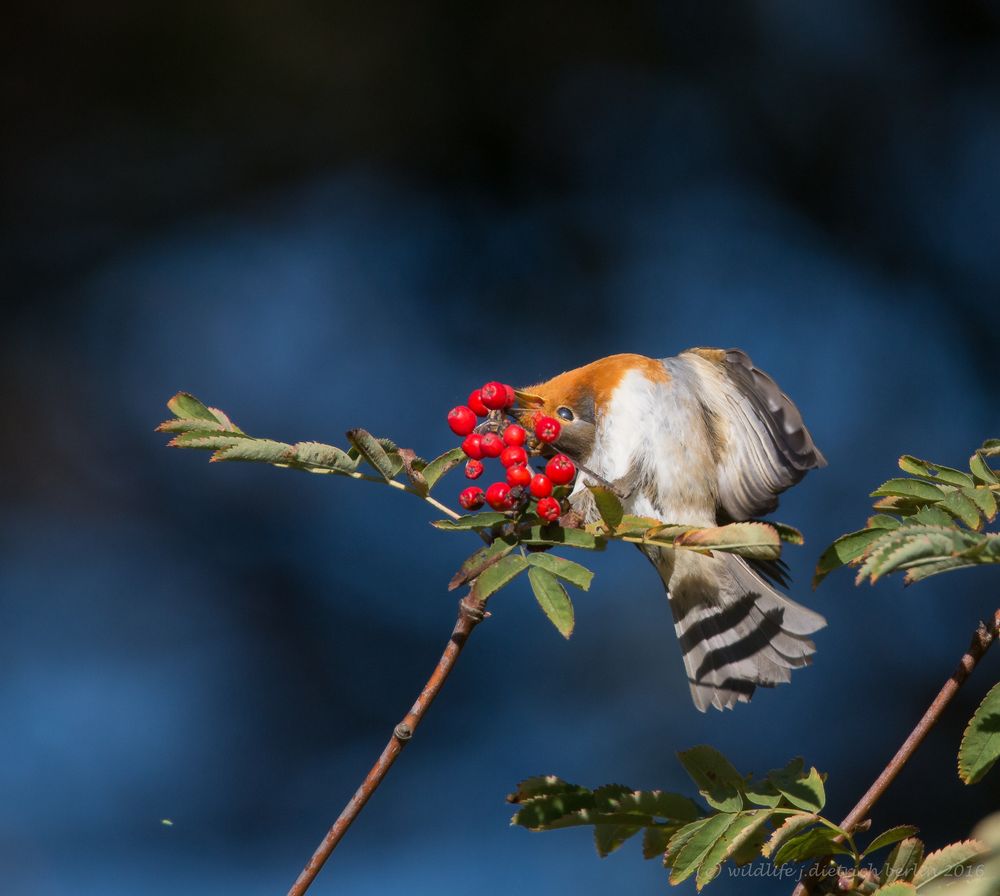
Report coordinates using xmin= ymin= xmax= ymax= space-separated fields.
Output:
xmin=958 ymin=681 xmax=1000 ymax=784
xmin=527 ymin=566 xmax=575 ymax=638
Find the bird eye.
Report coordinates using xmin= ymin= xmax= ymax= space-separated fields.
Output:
xmin=556 ymin=406 xmax=574 ymax=422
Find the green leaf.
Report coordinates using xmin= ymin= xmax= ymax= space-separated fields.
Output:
xmin=912 ymin=840 xmax=987 ymax=888
xmin=814 ymin=527 xmax=891 ymax=587
xmin=519 ymin=525 xmax=605 ymax=551
xmin=763 ymin=521 xmax=805 ymax=545
xmin=510 ymin=792 xmax=596 ymax=829
xmin=899 ymin=456 xmax=975 ymax=488
xmin=863 ymin=826 xmax=921 ymax=859
xmin=910 ymin=505 xmax=955 ymax=527
xmin=587 ymin=486 xmax=625 ymax=531
xmin=526 ymin=553 xmax=594 ymax=591
xmin=507 ymin=775 xmax=590 ymax=803
xmin=696 ymin=812 xmax=765 ymax=889
xmin=609 ymin=514 xmax=664 ymax=537
xmin=767 ymin=759 xmax=826 ymax=812
xmin=432 ymin=512 xmax=508 ymax=530
xmin=677 ymin=746 xmax=744 ymax=812
xmin=600 ymin=790 xmax=702 ymax=822
xmin=958 ymin=681 xmax=1000 ymax=784
xmin=420 ymin=447 xmax=467 ymax=492
xmin=761 ymin=813 xmax=819 ymax=859
xmin=903 ymin=557 xmax=980 ymax=584
xmin=167 ymin=432 xmax=248 ymax=450
xmin=166 ymin=392 xmax=222 ymax=423
xmin=871 ymin=478 xmax=948 ymax=503
xmin=674 ymin=522 xmax=782 ymax=561
xmin=346 ymin=428 xmax=402 ymax=481
xmin=774 ymin=826 xmax=852 ymax=866
xmin=211 ymin=438 xmax=293 ymax=463
xmin=882 ymin=837 xmax=925 ymax=884
xmin=939 ymin=489 xmax=983 ymax=529
xmin=981 ymin=438 xmax=1000 ymax=457
xmin=668 ymin=814 xmax=737 ymax=886
xmin=970 ymin=451 xmax=999 ymax=485
xmin=727 ymin=809 xmax=775 ymax=865
xmin=528 ymin=567 xmax=575 ymax=638
xmin=743 ymin=777 xmax=782 ymax=808
xmin=594 ymin=823 xmax=643 ymax=858
xmin=449 ymin=537 xmax=516 ymax=591
xmin=643 ymin=825 xmax=674 ymax=860
xmin=868 ymin=514 xmax=903 ymax=529
xmin=472 ymin=554 xmax=528 ymax=600
xmin=666 ymin=817 xmax=712 ymax=870
xmin=964 ymin=486 xmax=997 ymax=523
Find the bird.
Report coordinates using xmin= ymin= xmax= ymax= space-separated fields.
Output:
xmin=519 ymin=348 xmax=827 ymax=712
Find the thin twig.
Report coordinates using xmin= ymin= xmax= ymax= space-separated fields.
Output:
xmin=285 ymin=593 xmax=488 ymax=896
xmin=792 ymin=609 xmax=1000 ymax=895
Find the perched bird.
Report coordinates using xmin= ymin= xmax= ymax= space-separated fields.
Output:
xmin=521 ymin=348 xmax=826 ymax=712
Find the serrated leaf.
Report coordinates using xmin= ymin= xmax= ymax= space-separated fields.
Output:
xmin=863 ymin=826 xmax=921 ymax=859
xmin=526 ymin=553 xmax=593 ymax=590
xmin=696 ymin=812 xmax=764 ymax=889
xmin=432 ymin=512 xmax=508 ymax=530
xmin=602 ymin=790 xmax=702 ymax=822
xmin=762 ymin=813 xmax=819 ymax=859
xmin=762 ymin=521 xmax=805 ymax=545
xmin=472 ymin=554 xmax=528 ymax=600
xmin=674 ymin=522 xmax=781 ymax=561
xmin=346 ymin=428 xmax=401 ymax=481
xmin=958 ymin=681 xmax=1000 ymax=785
xmin=669 ymin=814 xmax=738 ymax=885
xmin=594 ymin=823 xmax=643 ymax=858
xmin=666 ymin=817 xmax=712 ymax=869
xmin=610 ymin=515 xmax=664 ymax=537
xmin=767 ymin=761 xmax=826 ymax=812
xmin=814 ymin=528 xmax=891 ymax=587
xmin=910 ymin=506 xmax=956 ymax=527
xmin=861 ymin=532 xmax=963 ymax=585
xmin=774 ymin=826 xmax=852 ymax=866
xmin=449 ymin=537 xmax=516 ymax=591
xmin=677 ymin=746 xmax=744 ymax=812
xmin=868 ymin=514 xmax=904 ymax=529
xmin=157 ymin=417 xmax=230 ymax=434
xmin=528 ymin=567 xmax=575 ymax=638
xmin=587 ymin=486 xmax=624 ymax=530
xmin=899 ymin=456 xmax=975 ymax=488
xmin=970 ymin=451 xmax=999 ymax=485
xmin=166 ymin=392 xmax=221 ymax=422
xmin=168 ymin=432 xmax=248 ymax=450
xmin=643 ymin=825 xmax=674 ymax=860
xmin=507 ymin=775 xmax=590 ymax=803
xmin=211 ymin=438 xmax=293 ymax=463
xmin=964 ymin=486 xmax=997 ymax=523
xmin=912 ymin=840 xmax=988 ymax=888
xmin=883 ymin=837 xmax=925 ymax=884
xmin=420 ymin=447 xmax=467 ymax=492
xmin=510 ymin=791 xmax=596 ymax=829
xmin=939 ymin=490 xmax=983 ymax=530
xmin=981 ymin=439 xmax=1000 ymax=457
xmin=743 ymin=777 xmax=782 ymax=808
xmin=871 ymin=479 xmax=948 ymax=503
xmin=727 ymin=809 xmax=775 ymax=865
xmin=519 ymin=525 xmax=605 ymax=551
xmin=289 ymin=441 xmax=361 ymax=472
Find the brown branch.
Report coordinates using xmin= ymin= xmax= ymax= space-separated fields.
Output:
xmin=286 ymin=593 xmax=488 ymax=896
xmin=792 ymin=608 xmax=1000 ymax=896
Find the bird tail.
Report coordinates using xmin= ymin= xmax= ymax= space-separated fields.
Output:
xmin=649 ymin=547 xmax=826 ymax=712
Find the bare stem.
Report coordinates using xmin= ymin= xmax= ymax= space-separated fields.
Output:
xmin=792 ymin=609 xmax=1000 ymax=895
xmin=346 ymin=472 xmax=463 ymax=520
xmin=285 ymin=593 xmax=488 ymax=896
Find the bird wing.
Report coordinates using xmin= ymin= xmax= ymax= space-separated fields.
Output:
xmin=680 ymin=348 xmax=826 ymax=520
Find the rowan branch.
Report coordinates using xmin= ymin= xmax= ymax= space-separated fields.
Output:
xmin=792 ymin=608 xmax=1000 ymax=895
xmin=285 ymin=592 xmax=488 ymax=896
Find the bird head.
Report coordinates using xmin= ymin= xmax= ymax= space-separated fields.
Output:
xmin=516 ymin=353 xmax=671 ymax=471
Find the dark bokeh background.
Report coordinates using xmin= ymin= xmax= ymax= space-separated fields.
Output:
xmin=3 ymin=3 xmax=1000 ymax=894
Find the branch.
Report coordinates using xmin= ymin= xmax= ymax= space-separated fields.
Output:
xmin=792 ymin=608 xmax=1000 ymax=895
xmin=285 ymin=593 xmax=488 ymax=896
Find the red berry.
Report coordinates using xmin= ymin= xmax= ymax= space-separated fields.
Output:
xmin=504 ymin=385 xmax=517 ymax=407
xmin=500 ymin=445 xmax=528 ymax=467
xmin=502 ymin=424 xmax=527 ymax=446
xmin=545 ymin=453 xmax=576 ymax=485
xmin=535 ymin=416 xmax=561 ymax=443
xmin=459 ymin=487 xmax=484 ymax=510
xmin=480 ymin=381 xmax=508 ymax=410
xmin=465 ymin=459 xmax=484 ymax=479
xmin=468 ymin=389 xmax=489 ymax=417
xmin=448 ymin=405 xmax=477 ymax=436
xmin=461 ymin=433 xmax=484 ymax=459
xmin=537 ymin=496 xmax=561 ymax=522
xmin=479 ymin=432 xmax=503 ymax=457
xmin=529 ymin=473 xmax=553 ymax=498
xmin=506 ymin=464 xmax=532 ymax=487
xmin=485 ymin=481 xmax=514 ymax=510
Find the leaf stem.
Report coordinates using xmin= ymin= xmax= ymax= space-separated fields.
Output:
xmin=791 ymin=609 xmax=1000 ymax=895
xmin=345 ymin=471 xmax=463 ymax=520
xmin=285 ymin=593 xmax=487 ymax=896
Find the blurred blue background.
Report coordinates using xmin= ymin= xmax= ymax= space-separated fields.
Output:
xmin=3 ymin=3 xmax=1000 ymax=894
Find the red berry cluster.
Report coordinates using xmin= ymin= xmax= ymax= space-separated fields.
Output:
xmin=447 ymin=381 xmax=577 ymax=522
